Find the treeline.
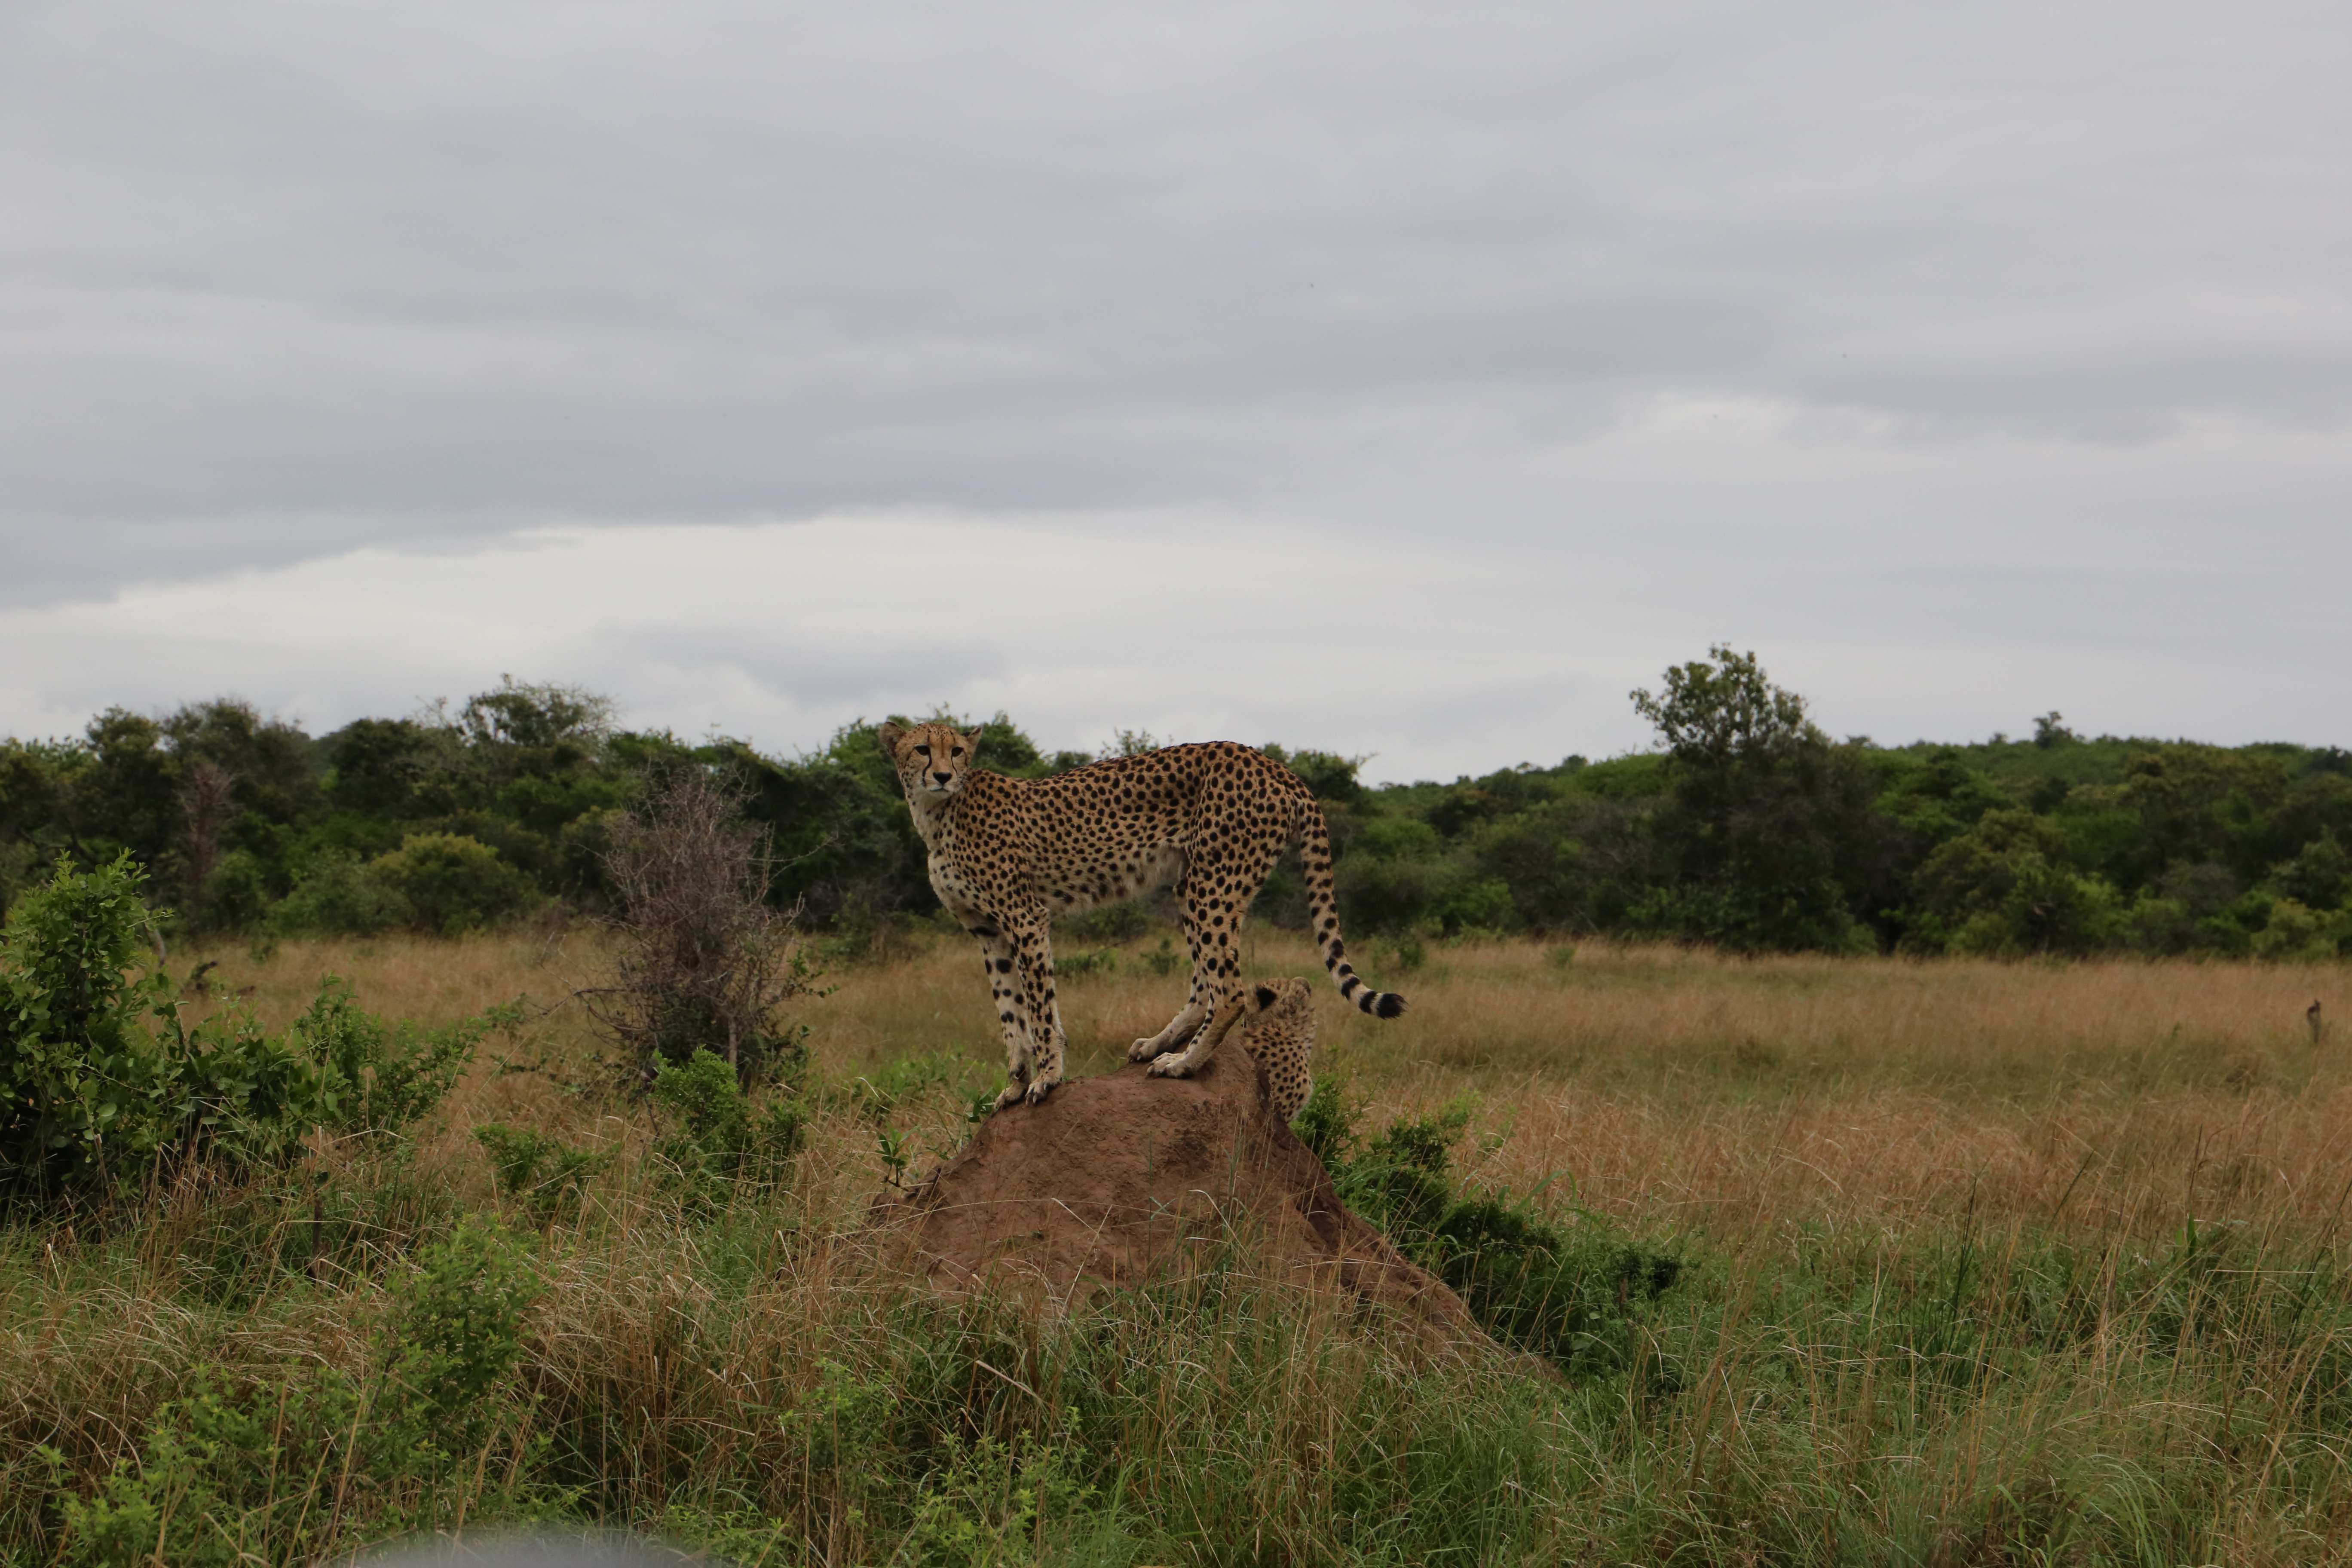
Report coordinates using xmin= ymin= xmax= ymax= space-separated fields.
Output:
xmin=1 ymin=657 xmax=2346 ymax=959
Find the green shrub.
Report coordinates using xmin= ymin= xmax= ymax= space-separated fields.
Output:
xmin=368 ymin=832 xmax=540 ymax=934
xmin=2272 ymin=828 xmax=2352 ymax=912
xmin=649 ymin=1048 xmax=806 ymax=1211
xmin=1912 ymin=810 xmax=2124 ymax=956
xmin=294 ymin=978 xmax=500 ymax=1139
xmin=387 ymin=1216 xmax=546 ymax=1460
xmin=1302 ymin=1087 xmax=1684 ymax=1375
xmin=52 ymin=1216 xmax=550 ymax=1565
xmin=0 ymin=854 xmax=498 ymax=1202
xmin=2253 ymin=898 xmax=2343 ymax=962
xmin=1053 ymin=946 xmax=1118 ymax=980
xmin=474 ymin=1124 xmax=612 ymax=1227
xmin=1057 ymin=898 xmax=1156 ymax=945
xmin=270 ymin=848 xmax=412 ymax=935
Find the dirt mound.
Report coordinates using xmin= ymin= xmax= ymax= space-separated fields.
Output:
xmin=867 ymin=1048 xmax=1490 ymax=1349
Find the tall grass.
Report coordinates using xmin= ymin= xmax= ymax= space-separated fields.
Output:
xmin=11 ymin=928 xmax=2348 ymax=1564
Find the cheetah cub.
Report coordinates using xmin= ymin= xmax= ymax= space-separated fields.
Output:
xmin=1235 ymin=977 xmax=1319 ymax=1123
xmin=876 ymin=721 xmax=1407 ymax=1112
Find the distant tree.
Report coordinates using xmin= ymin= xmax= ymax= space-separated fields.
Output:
xmin=1628 ymin=646 xmax=1893 ymax=952
xmin=2271 ymin=828 xmax=2351 ymax=912
xmin=457 ymin=676 xmax=616 ymax=750
xmin=1911 ymin=808 xmax=2122 ymax=955
xmin=1630 ymin=647 xmax=1815 ymax=769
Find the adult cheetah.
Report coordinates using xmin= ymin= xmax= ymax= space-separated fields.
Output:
xmin=876 ymin=722 xmax=1405 ymax=1110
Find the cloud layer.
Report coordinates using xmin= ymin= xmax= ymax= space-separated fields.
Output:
xmin=1 ymin=0 xmax=2345 ymax=762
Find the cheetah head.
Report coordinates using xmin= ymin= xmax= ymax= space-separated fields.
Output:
xmin=1248 ymin=977 xmax=1314 ymax=1017
xmin=876 ymin=720 xmax=980 ymax=799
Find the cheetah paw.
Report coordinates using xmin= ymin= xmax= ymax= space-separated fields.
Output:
xmin=1023 ymin=1076 xmax=1057 ymax=1106
xmin=1127 ymin=1038 xmax=1163 ymax=1062
xmin=1145 ymin=1054 xmax=1194 ymax=1078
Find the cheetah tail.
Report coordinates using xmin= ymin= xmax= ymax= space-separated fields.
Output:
xmin=1296 ymin=798 xmax=1409 ymax=1020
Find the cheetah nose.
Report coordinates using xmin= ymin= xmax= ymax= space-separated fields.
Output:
xmin=932 ymin=771 xmax=953 ymax=786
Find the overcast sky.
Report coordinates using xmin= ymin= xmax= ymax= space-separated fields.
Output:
xmin=3 ymin=1 xmax=2345 ymax=780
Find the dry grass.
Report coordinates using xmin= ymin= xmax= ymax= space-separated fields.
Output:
xmin=49 ymin=925 xmax=2340 ymax=1565
xmin=192 ymin=926 xmax=2350 ymax=1245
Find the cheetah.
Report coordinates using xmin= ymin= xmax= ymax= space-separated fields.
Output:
xmin=1235 ymin=977 xmax=1318 ymax=1123
xmin=876 ymin=722 xmax=1406 ymax=1111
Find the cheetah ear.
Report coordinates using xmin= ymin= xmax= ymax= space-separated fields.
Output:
xmin=875 ymin=722 xmax=905 ymax=758
xmin=1253 ymin=983 xmax=1279 ymax=1009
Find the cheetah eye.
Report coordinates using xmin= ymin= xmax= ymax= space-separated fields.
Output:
xmin=914 ymin=744 xmax=931 ymax=758
xmin=949 ymin=746 xmax=964 ymax=758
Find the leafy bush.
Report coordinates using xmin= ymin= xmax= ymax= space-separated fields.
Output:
xmin=272 ymin=833 xmax=539 ymax=938
xmin=1297 ymin=1077 xmax=1683 ymax=1375
xmin=0 ymin=854 xmax=496 ymax=1202
xmin=10 ymin=667 xmax=2352 ymax=961
xmin=2252 ymin=898 xmax=2345 ymax=963
xmin=2270 ymin=827 xmax=2350 ymax=911
xmin=1911 ymin=809 xmax=2125 ymax=956
xmin=51 ymin=1216 xmax=548 ymax=1565
xmin=367 ymin=832 xmax=542 ymax=934
xmin=294 ymin=978 xmax=500 ymax=1139
xmin=474 ymin=1124 xmax=612 ymax=1227
xmin=270 ymin=848 xmax=411 ymax=934
xmin=386 ymin=1216 xmax=547 ymax=1461
xmin=649 ymin=1048 xmax=806 ymax=1211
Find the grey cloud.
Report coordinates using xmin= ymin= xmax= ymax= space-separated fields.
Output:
xmin=3 ymin=0 xmax=2346 ymax=601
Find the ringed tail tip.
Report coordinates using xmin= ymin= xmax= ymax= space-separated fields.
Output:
xmin=1374 ymin=992 xmax=1408 ymax=1020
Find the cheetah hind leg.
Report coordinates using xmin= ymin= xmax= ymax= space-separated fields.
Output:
xmin=1147 ymin=978 xmax=1247 ymax=1080
xmin=1129 ymin=1001 xmax=1207 ymax=1062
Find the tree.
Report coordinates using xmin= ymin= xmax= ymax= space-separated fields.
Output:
xmin=1628 ymin=647 xmax=1892 ymax=952
xmin=1630 ymin=646 xmax=1816 ymax=769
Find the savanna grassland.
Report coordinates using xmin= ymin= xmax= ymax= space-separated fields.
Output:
xmin=10 ymin=922 xmax=2352 ymax=1566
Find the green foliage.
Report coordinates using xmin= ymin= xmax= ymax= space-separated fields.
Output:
xmin=1911 ymin=809 xmax=2126 ymax=956
xmin=4 ymin=670 xmax=2350 ymax=961
xmin=897 ymin=1424 xmax=1102 ymax=1568
xmin=365 ymin=832 xmax=542 ymax=934
xmin=2271 ymin=827 xmax=2351 ymax=911
xmin=475 ymin=1124 xmax=612 ymax=1227
xmin=50 ymin=1216 xmax=550 ymax=1565
xmin=2252 ymin=898 xmax=2346 ymax=962
xmin=1631 ymin=644 xmax=1817 ymax=767
xmin=0 ymin=855 xmax=490 ymax=1201
xmin=649 ymin=1048 xmax=806 ymax=1210
xmin=1261 ymin=743 xmax=1367 ymax=805
xmin=1301 ymin=1087 xmax=1685 ymax=1375
xmin=291 ymin=979 xmax=496 ymax=1137
xmin=273 ymin=833 xmax=539 ymax=937
xmin=387 ymin=1216 xmax=546 ymax=1459
xmin=268 ymin=848 xmax=410 ymax=934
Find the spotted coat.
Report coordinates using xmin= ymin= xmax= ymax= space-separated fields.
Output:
xmin=1236 ymin=977 xmax=1319 ymax=1124
xmin=876 ymin=722 xmax=1406 ymax=1110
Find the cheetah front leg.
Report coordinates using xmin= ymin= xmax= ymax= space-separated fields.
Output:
xmin=969 ymin=926 xmax=1038 ymax=1111
xmin=1004 ymin=919 xmax=1065 ymax=1108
